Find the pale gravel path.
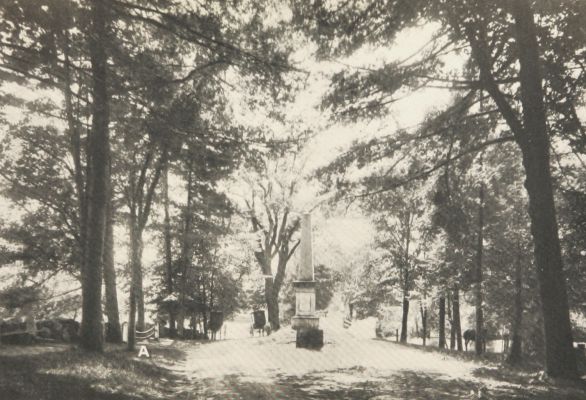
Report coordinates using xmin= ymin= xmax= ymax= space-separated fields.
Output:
xmin=166 ymin=314 xmax=529 ymax=399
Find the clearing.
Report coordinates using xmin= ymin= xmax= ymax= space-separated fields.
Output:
xmin=1 ymin=313 xmax=585 ymax=399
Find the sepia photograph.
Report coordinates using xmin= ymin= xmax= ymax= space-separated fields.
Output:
xmin=0 ymin=0 xmax=585 ymax=398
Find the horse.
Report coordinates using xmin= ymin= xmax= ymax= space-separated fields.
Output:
xmin=263 ymin=324 xmax=271 ymax=336
xmin=463 ymin=328 xmax=487 ymax=352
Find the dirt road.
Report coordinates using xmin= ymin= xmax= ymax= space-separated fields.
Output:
xmin=165 ymin=313 xmax=582 ymax=399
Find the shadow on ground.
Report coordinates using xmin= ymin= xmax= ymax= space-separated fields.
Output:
xmin=184 ymin=366 xmax=586 ymax=400
xmin=0 ymin=342 xmax=189 ymax=400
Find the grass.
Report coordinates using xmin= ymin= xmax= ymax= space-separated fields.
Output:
xmin=0 ymin=341 xmax=188 ymax=400
xmin=383 ymin=338 xmax=586 ymax=391
xmin=3 ymin=338 xmax=586 ymax=400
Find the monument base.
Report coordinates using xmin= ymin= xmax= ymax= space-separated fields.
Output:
xmin=291 ymin=316 xmax=319 ymax=330
xmin=296 ymin=328 xmax=324 ymax=349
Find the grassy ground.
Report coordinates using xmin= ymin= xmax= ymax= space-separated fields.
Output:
xmin=2 ymin=333 xmax=586 ymax=400
xmin=0 ymin=341 xmax=188 ymax=400
xmin=388 ymin=338 xmax=586 ymax=378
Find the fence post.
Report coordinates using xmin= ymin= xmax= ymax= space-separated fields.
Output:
xmin=396 ymin=329 xmax=399 ymax=342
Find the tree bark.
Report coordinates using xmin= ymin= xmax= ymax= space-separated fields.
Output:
xmin=63 ymin=32 xmax=86 ymax=276
xmin=439 ymin=295 xmax=446 ymax=349
xmin=269 ymin=235 xmax=299 ymax=331
xmin=80 ymin=0 xmax=109 ymax=352
xmin=163 ymin=160 xmax=175 ymax=329
xmin=453 ymin=287 xmax=462 ymax=351
xmin=400 ymin=210 xmax=411 ymax=343
xmin=475 ymin=183 xmax=485 ymax=355
xmin=136 ymin=255 xmax=145 ymax=331
xmin=464 ymin=0 xmax=577 ymax=378
xmin=509 ymin=0 xmax=577 ymax=379
xmin=400 ymin=292 xmax=409 ymax=343
xmin=447 ymin=292 xmax=455 ymax=350
xmin=103 ymin=189 xmax=121 ymax=343
xmin=127 ymin=217 xmax=141 ymax=351
xmin=202 ymin=278 xmax=208 ymax=338
xmin=420 ymin=301 xmax=427 ymax=346
xmin=265 ymin=277 xmax=280 ymax=330
xmin=508 ymin=240 xmax=524 ymax=365
xmin=177 ymin=166 xmax=193 ymax=337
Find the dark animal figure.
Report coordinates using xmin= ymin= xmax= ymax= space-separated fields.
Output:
xmin=464 ymin=328 xmax=487 ymax=352
xmin=208 ymin=311 xmax=224 ymax=341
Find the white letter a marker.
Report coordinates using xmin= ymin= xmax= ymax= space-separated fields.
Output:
xmin=138 ymin=345 xmax=150 ymax=358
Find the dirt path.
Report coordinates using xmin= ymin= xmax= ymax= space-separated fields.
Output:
xmin=166 ymin=314 xmax=585 ymax=399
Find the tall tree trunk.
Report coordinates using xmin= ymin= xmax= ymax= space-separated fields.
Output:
xmin=467 ymin=0 xmax=577 ymax=378
xmin=400 ymin=211 xmax=411 ymax=343
xmin=508 ymin=240 xmax=524 ymax=365
xmin=201 ymin=278 xmax=208 ymax=338
xmin=420 ymin=301 xmax=427 ymax=346
xmin=509 ymin=0 xmax=577 ymax=378
xmin=136 ymin=251 xmax=145 ymax=331
xmin=80 ymin=0 xmax=109 ymax=352
xmin=265 ymin=277 xmax=280 ymax=331
xmin=63 ymin=33 xmax=86 ymax=277
xmin=400 ymin=291 xmax=409 ymax=343
xmin=453 ymin=287 xmax=462 ymax=351
xmin=177 ymin=166 xmax=193 ymax=337
xmin=269 ymin=243 xmax=297 ymax=332
xmin=475 ymin=183 xmax=485 ymax=355
xmin=127 ymin=217 xmax=140 ymax=351
xmin=439 ymin=295 xmax=446 ymax=349
xmin=448 ymin=293 xmax=455 ymax=350
xmin=163 ymin=161 xmax=175 ymax=330
xmin=103 ymin=190 xmax=121 ymax=343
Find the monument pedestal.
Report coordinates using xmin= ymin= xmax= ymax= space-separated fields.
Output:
xmin=296 ymin=327 xmax=324 ymax=349
xmin=291 ymin=316 xmax=320 ymax=330
xmin=291 ymin=281 xmax=320 ymax=331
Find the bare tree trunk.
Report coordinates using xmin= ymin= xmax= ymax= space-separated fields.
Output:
xmin=63 ymin=33 xmax=86 ymax=277
xmin=80 ymin=0 xmax=108 ymax=352
xmin=475 ymin=183 xmax=485 ymax=355
xmin=163 ymin=161 xmax=175 ymax=330
xmin=453 ymin=287 xmax=462 ymax=351
xmin=103 ymin=191 xmax=121 ymax=343
xmin=400 ymin=211 xmax=411 ymax=343
xmin=510 ymin=0 xmax=577 ymax=378
xmin=448 ymin=293 xmax=455 ymax=350
xmin=265 ymin=277 xmax=280 ymax=331
xmin=136 ymin=253 xmax=145 ymax=331
xmin=420 ymin=301 xmax=427 ymax=346
xmin=465 ymin=0 xmax=577 ymax=378
xmin=400 ymin=291 xmax=409 ymax=343
xmin=177 ymin=166 xmax=193 ymax=337
xmin=268 ymin=246 xmax=297 ymax=332
xmin=438 ymin=295 xmax=446 ymax=349
xmin=508 ymin=241 xmax=524 ymax=365
xmin=447 ymin=291 xmax=456 ymax=350
xmin=127 ymin=218 xmax=140 ymax=351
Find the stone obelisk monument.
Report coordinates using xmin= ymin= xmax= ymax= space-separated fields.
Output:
xmin=292 ymin=213 xmax=323 ymax=348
